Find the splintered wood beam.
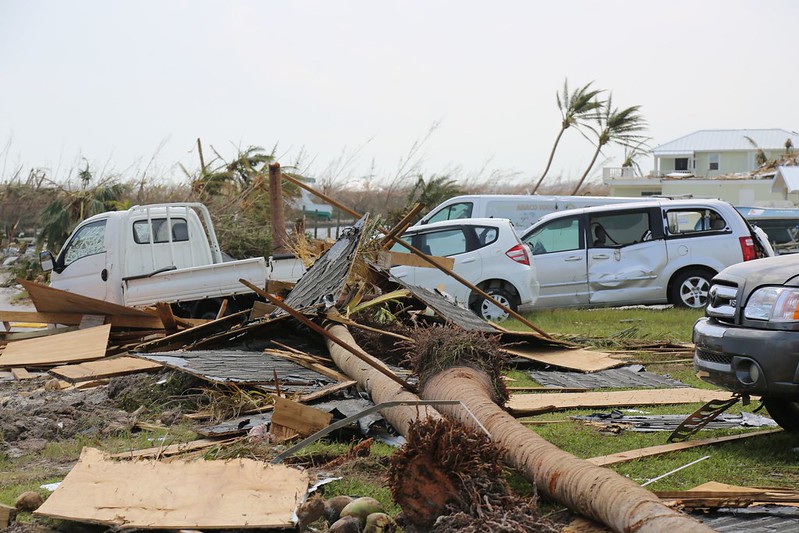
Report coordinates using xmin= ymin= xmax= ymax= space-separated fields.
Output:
xmin=325 ymin=313 xmax=413 ymax=342
xmin=239 ymin=279 xmax=416 ymax=392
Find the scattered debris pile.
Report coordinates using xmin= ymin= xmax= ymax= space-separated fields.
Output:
xmin=1 ymin=190 xmax=795 ymax=533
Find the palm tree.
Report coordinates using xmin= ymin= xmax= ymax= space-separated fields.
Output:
xmin=571 ymin=95 xmax=648 ymax=195
xmin=531 ymin=79 xmax=604 ymax=194
xmin=37 ymin=162 xmax=129 ymax=251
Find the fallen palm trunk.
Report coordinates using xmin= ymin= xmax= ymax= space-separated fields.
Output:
xmin=324 ymin=324 xmax=440 ymax=435
xmin=422 ymin=366 xmax=714 ymax=533
xmin=327 ymin=323 xmax=713 ymax=532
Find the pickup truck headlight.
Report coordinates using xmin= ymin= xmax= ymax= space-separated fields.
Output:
xmin=744 ymin=287 xmax=799 ymax=321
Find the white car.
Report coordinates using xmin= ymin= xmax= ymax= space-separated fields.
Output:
xmin=390 ymin=218 xmax=539 ymax=321
xmin=519 ymin=198 xmax=773 ymax=309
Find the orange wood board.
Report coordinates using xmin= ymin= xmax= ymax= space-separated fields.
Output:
xmin=507 ymin=387 xmax=732 ymax=415
xmin=34 ymin=447 xmax=310 ymax=529
xmin=502 ymin=346 xmax=625 ymax=372
xmin=49 ymin=356 xmax=163 ymax=383
xmin=0 ymin=324 xmax=111 ymax=368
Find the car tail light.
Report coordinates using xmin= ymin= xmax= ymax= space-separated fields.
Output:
xmin=739 ymin=236 xmax=757 ymax=261
xmin=505 ymin=244 xmax=529 ymax=265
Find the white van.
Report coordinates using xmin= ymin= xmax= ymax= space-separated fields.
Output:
xmin=417 ymin=194 xmax=645 ymax=231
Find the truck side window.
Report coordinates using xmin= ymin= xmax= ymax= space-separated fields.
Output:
xmin=427 ymin=202 xmax=473 ymax=223
xmin=523 ymin=215 xmax=581 ymax=255
xmin=62 ymin=220 xmax=106 ymax=267
xmin=133 ymin=218 xmax=189 ymax=244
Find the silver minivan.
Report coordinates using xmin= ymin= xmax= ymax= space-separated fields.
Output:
xmin=519 ymin=199 xmax=773 ymax=308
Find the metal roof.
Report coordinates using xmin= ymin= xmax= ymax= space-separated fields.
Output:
xmin=653 ymin=129 xmax=799 ymax=155
xmin=772 ymin=165 xmax=799 ymax=193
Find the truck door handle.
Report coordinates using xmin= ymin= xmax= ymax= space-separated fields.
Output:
xmin=101 ymin=269 xmax=108 ymax=282
xmin=591 ymin=254 xmax=610 ymax=260
xmin=564 ymin=256 xmax=582 ymax=262
xmin=461 ymin=258 xmax=476 ymax=263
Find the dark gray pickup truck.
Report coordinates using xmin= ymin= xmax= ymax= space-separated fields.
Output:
xmin=693 ymin=253 xmax=799 ymax=430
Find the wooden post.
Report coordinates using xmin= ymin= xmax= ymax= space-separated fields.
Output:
xmin=269 ymin=162 xmax=288 ymax=253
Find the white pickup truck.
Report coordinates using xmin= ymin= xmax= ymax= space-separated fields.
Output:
xmin=39 ymin=203 xmax=305 ymax=318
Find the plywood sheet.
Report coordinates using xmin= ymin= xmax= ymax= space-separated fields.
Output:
xmin=35 ymin=447 xmax=309 ymax=529
xmin=0 ymin=310 xmax=163 ymax=329
xmin=0 ymin=324 xmax=111 ymax=368
xmin=503 ymin=346 xmax=625 ymax=372
xmin=507 ymin=387 xmax=732 ymax=415
xmin=18 ymin=279 xmax=157 ymax=317
xmin=49 ymin=356 xmax=163 ymax=383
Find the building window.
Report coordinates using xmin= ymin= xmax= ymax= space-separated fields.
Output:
xmin=709 ymin=153 xmax=720 ymax=171
xmin=675 ymin=158 xmax=689 ymax=171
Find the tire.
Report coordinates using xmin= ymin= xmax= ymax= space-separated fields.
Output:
xmin=669 ymin=269 xmax=713 ymax=308
xmin=763 ymin=398 xmax=799 ymax=431
xmin=471 ymin=287 xmax=519 ymax=322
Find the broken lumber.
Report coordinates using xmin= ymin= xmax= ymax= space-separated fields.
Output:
xmin=270 ymin=396 xmax=333 ymax=439
xmin=49 ymin=356 xmax=163 ymax=383
xmin=586 ymin=429 xmax=782 ymax=466
xmin=507 ymin=387 xmax=732 ymax=415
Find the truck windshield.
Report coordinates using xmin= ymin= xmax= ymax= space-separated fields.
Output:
xmin=61 ymin=220 xmax=106 ymax=267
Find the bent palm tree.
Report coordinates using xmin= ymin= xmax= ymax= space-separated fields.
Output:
xmin=532 ymin=79 xmax=604 ymax=194
xmin=572 ymin=95 xmax=648 ymax=195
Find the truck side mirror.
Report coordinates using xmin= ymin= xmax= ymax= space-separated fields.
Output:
xmin=39 ymin=250 xmax=55 ymax=273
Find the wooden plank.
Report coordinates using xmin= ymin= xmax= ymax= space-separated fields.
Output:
xmin=18 ymin=279 xmax=158 ymax=317
xmin=250 ymin=300 xmax=277 ymax=320
xmin=264 ymin=349 xmax=349 ymax=382
xmin=586 ymin=429 xmax=781 ymax=466
xmin=110 ymin=437 xmax=241 ymax=460
xmin=502 ymin=346 xmax=625 ymax=372
xmin=155 ymin=302 xmax=178 ymax=332
xmin=377 ymin=250 xmax=455 ymax=269
xmin=0 ymin=310 xmax=164 ymax=329
xmin=507 ymin=387 xmax=733 ymax=416
xmin=34 ymin=447 xmax=309 ymax=529
xmin=11 ymin=367 xmax=36 ymax=380
xmin=271 ymin=396 xmax=332 ymax=438
xmin=49 ymin=356 xmax=163 ymax=383
xmin=0 ymin=324 xmax=112 ymax=368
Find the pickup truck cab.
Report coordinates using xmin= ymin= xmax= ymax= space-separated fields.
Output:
xmin=694 ymin=253 xmax=799 ymax=430
xmin=519 ymin=199 xmax=772 ymax=309
xmin=40 ymin=203 xmax=304 ymax=317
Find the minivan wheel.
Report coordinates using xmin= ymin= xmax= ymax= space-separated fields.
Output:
xmin=670 ymin=269 xmax=712 ymax=308
xmin=763 ymin=398 xmax=799 ymax=431
xmin=472 ymin=288 xmax=518 ymax=322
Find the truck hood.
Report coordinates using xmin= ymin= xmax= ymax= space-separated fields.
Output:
xmin=715 ymin=253 xmax=799 ymax=289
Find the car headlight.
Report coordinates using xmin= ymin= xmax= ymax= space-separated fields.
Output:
xmin=744 ymin=287 xmax=799 ymax=321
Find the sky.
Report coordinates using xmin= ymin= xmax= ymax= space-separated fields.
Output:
xmin=2 ymin=0 xmax=799 ymax=191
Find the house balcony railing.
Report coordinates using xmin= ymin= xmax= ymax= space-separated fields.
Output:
xmin=603 ymin=167 xmax=641 ymax=180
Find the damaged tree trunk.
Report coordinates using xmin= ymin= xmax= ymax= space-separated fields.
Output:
xmin=324 ymin=324 xmax=440 ymax=435
xmin=422 ymin=366 xmax=715 ymax=533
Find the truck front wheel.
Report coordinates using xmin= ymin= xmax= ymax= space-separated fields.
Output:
xmin=763 ymin=398 xmax=799 ymax=431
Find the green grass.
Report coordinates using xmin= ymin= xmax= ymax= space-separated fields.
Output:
xmin=501 ymin=307 xmax=799 ymax=493
xmin=509 ymin=306 xmax=704 ymax=343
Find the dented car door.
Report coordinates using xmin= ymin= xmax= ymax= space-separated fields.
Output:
xmin=586 ymin=208 xmax=668 ymax=305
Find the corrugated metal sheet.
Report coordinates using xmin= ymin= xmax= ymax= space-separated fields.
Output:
xmin=653 ymin=129 xmax=799 ymax=155
xmin=693 ymin=506 xmax=799 ymax=532
xmin=528 ymin=367 xmax=688 ymax=389
xmin=775 ymin=166 xmax=799 ymax=193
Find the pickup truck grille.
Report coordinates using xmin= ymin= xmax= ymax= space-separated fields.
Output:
xmin=705 ymin=282 xmax=739 ymax=321
xmin=695 ymin=348 xmax=733 ymax=365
